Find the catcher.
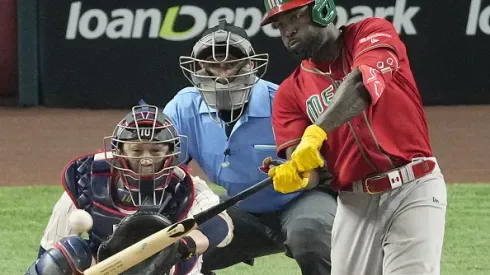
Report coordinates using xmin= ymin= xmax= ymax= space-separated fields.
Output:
xmin=25 ymin=105 xmax=233 ymax=275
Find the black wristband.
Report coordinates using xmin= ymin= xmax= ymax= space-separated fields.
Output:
xmin=178 ymin=236 xmax=197 ymax=260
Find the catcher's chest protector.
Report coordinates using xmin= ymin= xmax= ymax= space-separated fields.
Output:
xmin=63 ymin=153 xmax=195 ymax=253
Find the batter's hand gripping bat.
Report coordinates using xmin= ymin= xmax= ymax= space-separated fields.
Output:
xmin=83 ymin=176 xmax=273 ymax=275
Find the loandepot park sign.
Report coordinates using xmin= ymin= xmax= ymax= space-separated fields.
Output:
xmin=65 ymin=0 xmax=421 ymax=41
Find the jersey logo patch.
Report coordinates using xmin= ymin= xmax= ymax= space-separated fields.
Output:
xmin=306 ymin=85 xmax=335 ymax=123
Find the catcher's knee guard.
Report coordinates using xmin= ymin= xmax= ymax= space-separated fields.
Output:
xmin=25 ymin=236 xmax=93 ymax=275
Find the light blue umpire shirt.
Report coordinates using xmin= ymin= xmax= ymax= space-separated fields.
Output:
xmin=160 ymin=79 xmax=302 ymax=213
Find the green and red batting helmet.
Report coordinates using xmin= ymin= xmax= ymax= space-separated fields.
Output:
xmin=261 ymin=0 xmax=337 ymax=27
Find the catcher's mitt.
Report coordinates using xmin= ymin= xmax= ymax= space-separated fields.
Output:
xmin=97 ymin=211 xmax=179 ymax=275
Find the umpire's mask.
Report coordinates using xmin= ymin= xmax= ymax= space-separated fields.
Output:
xmin=103 ymin=105 xmax=188 ymax=207
xmin=179 ymin=19 xmax=269 ymax=125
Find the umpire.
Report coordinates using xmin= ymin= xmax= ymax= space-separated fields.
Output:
xmin=162 ymin=20 xmax=337 ymax=275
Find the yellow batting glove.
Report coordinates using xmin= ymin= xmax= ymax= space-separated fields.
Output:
xmin=268 ymin=161 xmax=308 ymax=194
xmin=291 ymin=124 xmax=327 ymax=172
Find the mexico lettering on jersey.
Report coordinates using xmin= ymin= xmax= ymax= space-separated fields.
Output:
xmin=271 ymin=17 xmax=433 ymax=190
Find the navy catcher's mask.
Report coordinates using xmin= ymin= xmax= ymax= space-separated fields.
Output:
xmin=103 ymin=104 xmax=188 ymax=207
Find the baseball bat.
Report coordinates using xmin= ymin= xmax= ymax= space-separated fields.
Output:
xmin=83 ymin=177 xmax=273 ymax=275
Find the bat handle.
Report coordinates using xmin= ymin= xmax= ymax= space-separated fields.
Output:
xmin=230 ymin=177 xmax=272 ymax=202
xmin=194 ymin=177 xmax=273 ymax=225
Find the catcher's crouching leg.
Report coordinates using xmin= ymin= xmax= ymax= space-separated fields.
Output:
xmin=25 ymin=236 xmax=93 ymax=275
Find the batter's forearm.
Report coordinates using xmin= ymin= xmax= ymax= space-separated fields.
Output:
xmin=315 ymin=68 xmax=371 ymax=132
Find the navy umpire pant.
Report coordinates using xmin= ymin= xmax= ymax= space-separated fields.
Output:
xmin=201 ymin=188 xmax=337 ymax=275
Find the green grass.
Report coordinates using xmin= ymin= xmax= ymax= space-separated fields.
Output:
xmin=1 ymin=184 xmax=489 ymax=274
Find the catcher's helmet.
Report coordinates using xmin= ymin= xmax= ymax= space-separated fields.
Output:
xmin=261 ymin=0 xmax=337 ymax=27
xmin=103 ymin=104 xmax=188 ymax=206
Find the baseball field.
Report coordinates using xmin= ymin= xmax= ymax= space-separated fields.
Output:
xmin=1 ymin=106 xmax=489 ymax=275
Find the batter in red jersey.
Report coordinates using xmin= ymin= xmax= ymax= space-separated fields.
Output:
xmin=261 ymin=0 xmax=448 ymax=274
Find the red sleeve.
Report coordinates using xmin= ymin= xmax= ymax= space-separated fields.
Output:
xmin=272 ymin=79 xmax=310 ymax=159
xmin=351 ymin=18 xmax=405 ymax=105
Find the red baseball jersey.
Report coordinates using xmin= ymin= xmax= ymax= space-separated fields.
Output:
xmin=272 ymin=17 xmax=433 ymax=191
